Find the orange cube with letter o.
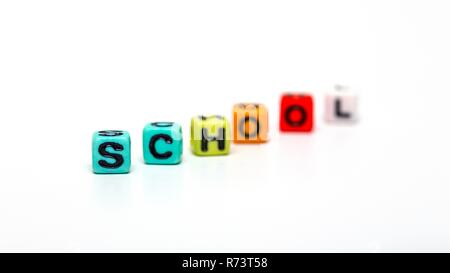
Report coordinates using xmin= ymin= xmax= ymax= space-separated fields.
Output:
xmin=233 ymin=103 xmax=269 ymax=144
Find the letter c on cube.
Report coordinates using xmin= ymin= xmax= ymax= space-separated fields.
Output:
xmin=143 ymin=122 xmax=183 ymax=165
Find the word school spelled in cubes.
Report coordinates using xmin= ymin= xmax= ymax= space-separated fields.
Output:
xmin=91 ymin=89 xmax=358 ymax=174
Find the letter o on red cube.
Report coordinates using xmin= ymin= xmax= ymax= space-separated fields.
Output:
xmin=279 ymin=93 xmax=314 ymax=132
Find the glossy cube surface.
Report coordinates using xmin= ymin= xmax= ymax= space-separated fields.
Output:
xmin=92 ymin=130 xmax=131 ymax=174
xmin=191 ymin=115 xmax=230 ymax=156
xmin=280 ymin=93 xmax=314 ymax=132
xmin=233 ymin=103 xmax=269 ymax=143
xmin=143 ymin=122 xmax=183 ymax=165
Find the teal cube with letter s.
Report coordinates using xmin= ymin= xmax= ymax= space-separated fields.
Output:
xmin=92 ymin=130 xmax=131 ymax=174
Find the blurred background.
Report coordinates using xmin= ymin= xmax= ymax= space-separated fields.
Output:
xmin=0 ymin=0 xmax=449 ymax=251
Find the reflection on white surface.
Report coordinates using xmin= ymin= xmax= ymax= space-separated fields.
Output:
xmin=140 ymin=161 xmax=184 ymax=204
xmin=91 ymin=173 xmax=133 ymax=208
xmin=1 ymin=0 xmax=450 ymax=252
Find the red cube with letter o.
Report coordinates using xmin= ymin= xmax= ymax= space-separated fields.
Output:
xmin=279 ymin=93 xmax=314 ymax=132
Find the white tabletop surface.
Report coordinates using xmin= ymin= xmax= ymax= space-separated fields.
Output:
xmin=0 ymin=0 xmax=449 ymax=252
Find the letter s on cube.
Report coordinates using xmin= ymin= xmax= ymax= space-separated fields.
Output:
xmin=280 ymin=93 xmax=314 ymax=132
xmin=191 ymin=115 xmax=231 ymax=156
xmin=92 ymin=130 xmax=131 ymax=174
xmin=143 ymin=122 xmax=183 ymax=165
xmin=233 ymin=103 xmax=269 ymax=143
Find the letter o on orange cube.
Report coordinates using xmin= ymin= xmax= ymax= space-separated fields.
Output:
xmin=233 ymin=103 xmax=269 ymax=143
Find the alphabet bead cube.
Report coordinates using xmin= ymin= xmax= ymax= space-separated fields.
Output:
xmin=325 ymin=85 xmax=358 ymax=123
xmin=191 ymin=115 xmax=231 ymax=156
xmin=233 ymin=103 xmax=269 ymax=143
xmin=143 ymin=122 xmax=183 ymax=165
xmin=92 ymin=130 xmax=131 ymax=174
xmin=279 ymin=93 xmax=314 ymax=132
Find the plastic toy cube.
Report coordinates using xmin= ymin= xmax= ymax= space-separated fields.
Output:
xmin=191 ymin=115 xmax=231 ymax=156
xmin=92 ymin=130 xmax=131 ymax=174
xmin=325 ymin=85 xmax=358 ymax=123
xmin=143 ymin=122 xmax=183 ymax=165
xmin=233 ymin=103 xmax=269 ymax=143
xmin=280 ymin=93 xmax=314 ymax=132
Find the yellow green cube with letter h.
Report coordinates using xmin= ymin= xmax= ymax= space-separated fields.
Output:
xmin=191 ymin=115 xmax=231 ymax=156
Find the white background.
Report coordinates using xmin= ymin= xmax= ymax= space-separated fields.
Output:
xmin=0 ymin=0 xmax=449 ymax=252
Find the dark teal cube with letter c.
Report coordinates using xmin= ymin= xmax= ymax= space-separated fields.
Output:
xmin=92 ymin=130 xmax=131 ymax=174
xmin=143 ymin=122 xmax=183 ymax=165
